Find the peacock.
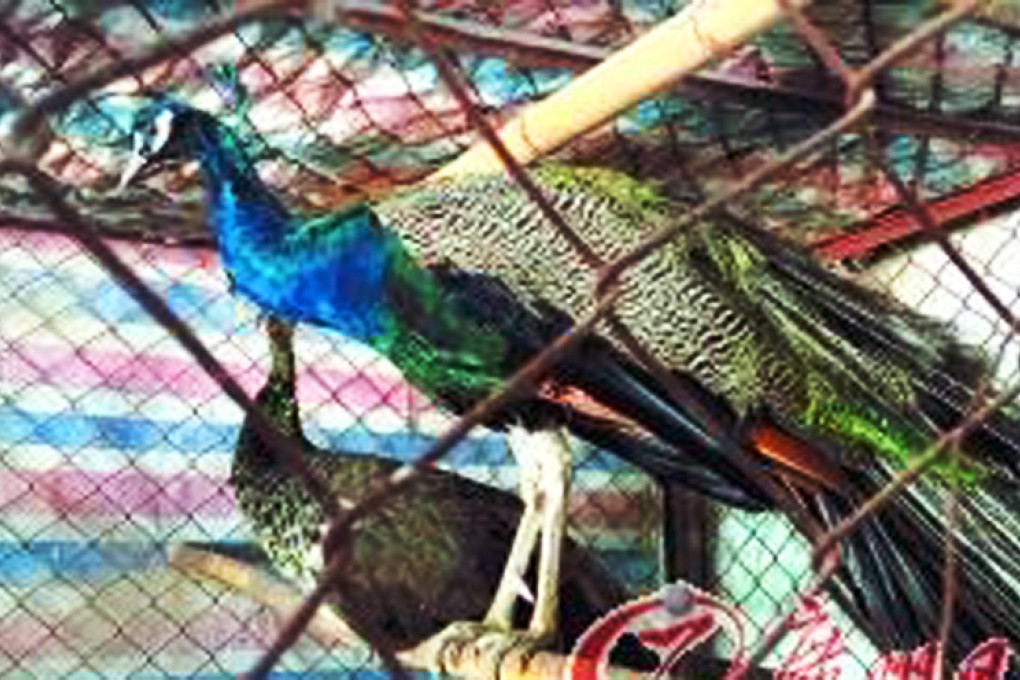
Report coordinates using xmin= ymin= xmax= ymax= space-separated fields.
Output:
xmin=120 ymin=95 xmax=1020 ymax=665
xmin=232 ymin=316 xmax=647 ymax=660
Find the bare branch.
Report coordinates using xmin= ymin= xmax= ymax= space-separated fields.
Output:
xmin=168 ymin=543 xmax=360 ymax=648
xmin=433 ymin=0 xmax=814 ymax=178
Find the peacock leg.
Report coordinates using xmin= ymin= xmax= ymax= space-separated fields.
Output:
xmin=483 ymin=426 xmax=572 ymax=640
xmin=523 ymin=427 xmax=572 ymax=639
xmin=418 ymin=427 xmax=573 ymax=674
xmin=482 ymin=425 xmax=544 ymax=629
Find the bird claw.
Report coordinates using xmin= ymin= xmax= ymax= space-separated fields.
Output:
xmin=423 ymin=621 xmax=554 ymax=677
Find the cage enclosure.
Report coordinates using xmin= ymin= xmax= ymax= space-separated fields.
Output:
xmin=2 ymin=1 xmax=1020 ymax=677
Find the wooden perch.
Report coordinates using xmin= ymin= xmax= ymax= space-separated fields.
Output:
xmin=168 ymin=543 xmax=659 ymax=678
xmin=432 ymin=0 xmax=811 ymax=181
xmin=168 ymin=543 xmax=360 ymax=648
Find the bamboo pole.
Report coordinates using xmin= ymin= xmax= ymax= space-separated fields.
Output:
xmin=431 ymin=0 xmax=810 ymax=181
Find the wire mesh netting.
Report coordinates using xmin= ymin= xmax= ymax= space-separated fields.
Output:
xmin=0 ymin=226 xmax=663 ymax=675
xmin=3 ymin=0 xmax=1020 ymax=677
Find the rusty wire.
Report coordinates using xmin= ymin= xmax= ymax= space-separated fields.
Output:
xmin=0 ymin=0 xmax=1016 ymax=676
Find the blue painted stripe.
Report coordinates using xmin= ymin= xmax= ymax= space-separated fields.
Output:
xmin=0 ymin=541 xmax=167 ymax=584
xmin=0 ymin=408 xmax=640 ymax=472
xmin=0 ymin=540 xmax=652 ymax=588
xmin=2 ymin=266 xmax=238 ymax=329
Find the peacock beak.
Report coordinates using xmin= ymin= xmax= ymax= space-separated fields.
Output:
xmin=117 ymin=147 xmax=147 ymax=194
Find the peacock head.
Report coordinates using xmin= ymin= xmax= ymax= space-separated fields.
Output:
xmin=118 ymin=96 xmax=203 ymax=191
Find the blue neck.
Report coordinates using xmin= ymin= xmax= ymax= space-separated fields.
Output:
xmin=183 ymin=112 xmax=291 ymax=249
xmin=179 ymin=111 xmax=397 ymax=344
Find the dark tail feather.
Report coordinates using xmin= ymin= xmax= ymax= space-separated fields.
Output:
xmin=815 ymin=487 xmax=942 ymax=650
xmin=568 ymin=412 xmax=769 ymax=510
xmin=560 ymin=342 xmax=775 ymax=509
xmin=431 ymin=265 xmax=775 ymax=506
xmin=811 ymin=463 xmax=1020 ymax=666
xmin=709 ymin=222 xmax=1020 ymax=662
xmin=568 ymin=336 xmax=1020 ymax=662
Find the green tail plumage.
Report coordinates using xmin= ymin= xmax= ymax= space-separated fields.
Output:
xmin=377 ymin=164 xmax=1020 ymax=659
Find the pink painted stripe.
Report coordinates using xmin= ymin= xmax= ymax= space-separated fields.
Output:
xmin=1 ymin=341 xmax=261 ymax=401
xmin=0 ymin=604 xmax=360 ymax=672
xmin=0 ymin=468 xmax=236 ymax=519
xmin=0 ymin=225 xmax=219 ymax=273
xmin=0 ymin=466 xmax=648 ymax=528
xmin=0 ymin=341 xmax=430 ymax=412
xmin=0 ymin=608 xmax=282 ymax=669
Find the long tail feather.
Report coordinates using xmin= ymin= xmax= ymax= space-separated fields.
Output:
xmin=567 ymin=412 xmax=769 ymax=510
xmin=559 ymin=344 xmax=776 ymax=508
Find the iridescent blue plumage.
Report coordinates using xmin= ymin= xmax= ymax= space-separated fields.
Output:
xmin=171 ymin=106 xmax=398 ymax=344
xmin=222 ymin=202 xmax=398 ymax=343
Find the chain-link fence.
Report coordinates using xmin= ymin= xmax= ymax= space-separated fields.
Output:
xmin=2 ymin=0 xmax=1020 ymax=677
